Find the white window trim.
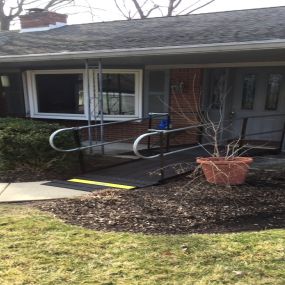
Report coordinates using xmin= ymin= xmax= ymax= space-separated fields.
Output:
xmin=93 ymin=69 xmax=143 ymax=121
xmin=26 ymin=68 xmax=143 ymax=121
xmin=27 ymin=69 xmax=88 ymax=120
xmin=22 ymin=72 xmax=30 ymax=117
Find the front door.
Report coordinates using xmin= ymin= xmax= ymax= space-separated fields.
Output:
xmin=230 ymin=67 xmax=285 ymax=146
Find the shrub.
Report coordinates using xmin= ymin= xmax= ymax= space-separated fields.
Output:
xmin=0 ymin=118 xmax=77 ymax=173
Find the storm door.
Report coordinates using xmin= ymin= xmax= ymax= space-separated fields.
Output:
xmin=230 ymin=67 xmax=285 ymax=147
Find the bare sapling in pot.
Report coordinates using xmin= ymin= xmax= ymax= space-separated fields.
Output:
xmin=172 ymin=72 xmax=253 ymax=185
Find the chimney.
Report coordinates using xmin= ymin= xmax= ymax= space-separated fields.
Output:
xmin=19 ymin=8 xmax=67 ymax=32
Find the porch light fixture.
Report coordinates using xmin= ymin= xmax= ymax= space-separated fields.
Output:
xmin=0 ymin=75 xmax=10 ymax=87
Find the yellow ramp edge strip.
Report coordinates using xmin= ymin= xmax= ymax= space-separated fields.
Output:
xmin=68 ymin=178 xmax=136 ymax=190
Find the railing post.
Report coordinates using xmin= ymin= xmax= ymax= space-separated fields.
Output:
xmin=198 ymin=111 xmax=205 ymax=144
xmin=166 ymin=114 xmax=170 ymax=152
xmin=148 ymin=113 xmax=152 ymax=150
xmin=159 ymin=132 xmax=165 ymax=181
xmin=239 ymin=117 xmax=248 ymax=149
xmin=73 ymin=129 xmax=85 ymax=173
xmin=279 ymin=120 xmax=285 ymax=152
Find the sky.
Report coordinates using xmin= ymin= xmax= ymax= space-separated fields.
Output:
xmin=65 ymin=0 xmax=285 ymax=24
xmin=7 ymin=0 xmax=285 ymax=29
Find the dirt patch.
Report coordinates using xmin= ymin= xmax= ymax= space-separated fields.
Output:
xmin=34 ymin=170 xmax=285 ymax=234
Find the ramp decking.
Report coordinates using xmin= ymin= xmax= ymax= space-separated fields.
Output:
xmin=45 ymin=147 xmax=208 ymax=191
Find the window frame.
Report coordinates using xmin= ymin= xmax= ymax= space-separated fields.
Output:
xmin=27 ymin=69 xmax=88 ymax=120
xmin=93 ymin=69 xmax=143 ymax=120
xmin=241 ymin=73 xmax=256 ymax=110
xmin=27 ymin=68 xmax=143 ymax=121
xmin=265 ymin=73 xmax=283 ymax=111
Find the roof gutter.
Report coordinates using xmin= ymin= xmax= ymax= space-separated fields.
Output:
xmin=1 ymin=39 xmax=285 ymax=63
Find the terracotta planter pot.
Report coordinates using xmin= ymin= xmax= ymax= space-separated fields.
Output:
xmin=196 ymin=157 xmax=253 ymax=185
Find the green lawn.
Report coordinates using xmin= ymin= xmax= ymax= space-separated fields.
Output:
xmin=0 ymin=205 xmax=284 ymax=285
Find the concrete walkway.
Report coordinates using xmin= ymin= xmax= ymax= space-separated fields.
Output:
xmin=0 ymin=181 xmax=89 ymax=203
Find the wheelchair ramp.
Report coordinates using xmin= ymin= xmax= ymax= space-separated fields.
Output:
xmin=44 ymin=147 xmax=207 ymax=192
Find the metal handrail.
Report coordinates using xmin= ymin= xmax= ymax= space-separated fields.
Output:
xmin=133 ymin=124 xmax=208 ymax=159
xmin=235 ymin=113 xmax=285 ymax=120
xmin=132 ymin=116 xmax=285 ymax=181
xmin=243 ymin=129 xmax=284 ymax=138
xmin=49 ymin=113 xmax=169 ymax=152
xmin=133 ymin=114 xmax=285 ymax=160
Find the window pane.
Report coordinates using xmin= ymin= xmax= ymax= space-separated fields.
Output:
xmin=102 ymin=74 xmax=135 ymax=115
xmin=241 ymin=74 xmax=256 ymax=110
xmin=211 ymin=71 xmax=226 ymax=109
xmin=36 ymin=74 xmax=84 ymax=114
xmin=265 ymin=74 xmax=283 ymax=110
xmin=148 ymin=94 xmax=166 ymax=113
xmin=149 ymin=71 xmax=165 ymax=92
xmin=148 ymin=71 xmax=167 ymax=113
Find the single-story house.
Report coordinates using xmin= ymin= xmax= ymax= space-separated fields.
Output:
xmin=1 ymin=7 xmax=285 ymax=149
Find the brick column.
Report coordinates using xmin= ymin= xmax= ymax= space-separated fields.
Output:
xmin=169 ymin=68 xmax=203 ymax=145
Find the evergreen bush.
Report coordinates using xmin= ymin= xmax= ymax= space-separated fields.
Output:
xmin=0 ymin=118 xmax=77 ymax=172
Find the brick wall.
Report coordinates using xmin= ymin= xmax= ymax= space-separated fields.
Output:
xmin=169 ymin=68 xmax=203 ymax=145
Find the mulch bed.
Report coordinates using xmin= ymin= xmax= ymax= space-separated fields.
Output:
xmin=0 ymin=168 xmax=74 ymax=183
xmin=0 ymin=156 xmax=130 ymax=183
xmin=34 ymin=169 xmax=285 ymax=234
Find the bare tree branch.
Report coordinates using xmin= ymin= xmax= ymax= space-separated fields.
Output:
xmin=186 ymin=0 xmax=215 ymax=14
xmin=114 ymin=0 xmax=131 ymax=19
xmin=114 ymin=0 xmax=216 ymax=19
xmin=176 ymin=0 xmax=202 ymax=15
xmin=131 ymin=0 xmax=146 ymax=18
xmin=167 ymin=0 xmax=183 ymax=16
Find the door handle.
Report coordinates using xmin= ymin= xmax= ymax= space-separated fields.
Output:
xmin=230 ymin=111 xmax=235 ymax=120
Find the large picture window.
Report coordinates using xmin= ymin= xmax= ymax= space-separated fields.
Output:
xmin=27 ymin=69 xmax=142 ymax=120
xmin=28 ymin=70 xmax=86 ymax=120
xmin=36 ymin=73 xmax=84 ymax=114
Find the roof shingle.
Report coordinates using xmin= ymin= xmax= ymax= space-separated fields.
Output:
xmin=0 ymin=6 xmax=285 ymax=56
